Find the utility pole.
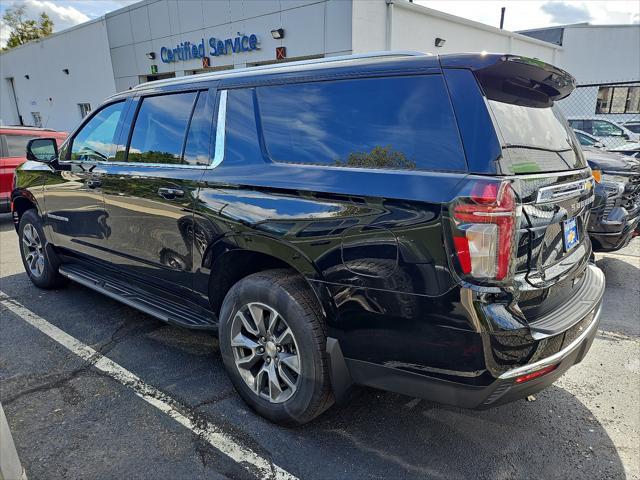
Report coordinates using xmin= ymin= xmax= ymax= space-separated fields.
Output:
xmin=500 ymin=7 xmax=506 ymax=29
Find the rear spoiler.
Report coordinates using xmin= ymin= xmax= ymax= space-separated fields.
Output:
xmin=439 ymin=54 xmax=576 ymax=108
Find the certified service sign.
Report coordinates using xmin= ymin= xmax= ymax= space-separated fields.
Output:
xmin=160 ymin=33 xmax=259 ymax=63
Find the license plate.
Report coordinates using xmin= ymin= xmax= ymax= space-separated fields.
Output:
xmin=563 ymin=217 xmax=579 ymax=252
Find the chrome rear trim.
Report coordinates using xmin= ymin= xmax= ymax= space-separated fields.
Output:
xmin=498 ymin=304 xmax=601 ymax=380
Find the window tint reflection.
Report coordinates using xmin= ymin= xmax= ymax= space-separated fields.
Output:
xmin=225 ymin=88 xmax=264 ymax=166
xmin=184 ymin=91 xmax=214 ymax=166
xmin=128 ymin=92 xmax=196 ymax=164
xmin=489 ymin=101 xmax=574 ymax=151
xmin=488 ymin=100 xmax=586 ymax=173
xmin=255 ymin=76 xmax=466 ymax=172
xmin=72 ymin=101 xmax=125 ymax=161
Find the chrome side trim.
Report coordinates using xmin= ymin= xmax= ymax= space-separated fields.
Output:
xmin=47 ymin=213 xmax=69 ymax=222
xmin=498 ymin=305 xmax=602 ymax=380
xmin=210 ymin=89 xmax=227 ymax=169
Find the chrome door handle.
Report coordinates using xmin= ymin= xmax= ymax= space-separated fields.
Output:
xmin=158 ymin=187 xmax=184 ymax=199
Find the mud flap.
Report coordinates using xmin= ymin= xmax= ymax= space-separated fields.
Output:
xmin=326 ymin=337 xmax=355 ymax=404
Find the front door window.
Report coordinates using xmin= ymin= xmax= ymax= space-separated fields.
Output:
xmin=71 ymin=101 xmax=125 ymax=162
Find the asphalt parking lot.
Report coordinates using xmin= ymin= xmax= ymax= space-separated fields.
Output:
xmin=1 ymin=212 xmax=639 ymax=480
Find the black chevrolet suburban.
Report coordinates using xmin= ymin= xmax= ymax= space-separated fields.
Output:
xmin=12 ymin=52 xmax=605 ymax=425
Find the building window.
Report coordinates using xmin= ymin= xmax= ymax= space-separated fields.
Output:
xmin=31 ymin=112 xmax=42 ymax=128
xmin=78 ymin=103 xmax=91 ymax=118
xmin=596 ymin=86 xmax=640 ymax=114
xmin=627 ymin=87 xmax=640 ymax=114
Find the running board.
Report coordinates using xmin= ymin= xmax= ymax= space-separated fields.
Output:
xmin=58 ymin=264 xmax=217 ymax=330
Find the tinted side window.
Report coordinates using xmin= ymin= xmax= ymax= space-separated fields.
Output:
xmin=225 ymin=89 xmax=263 ymax=166
xmin=4 ymin=134 xmax=32 ymax=157
xmin=575 ymin=131 xmax=596 ymax=146
xmin=183 ymin=91 xmax=214 ymax=166
xmin=255 ymin=76 xmax=466 ymax=172
xmin=569 ymin=119 xmax=584 ymax=131
xmin=128 ymin=92 xmax=197 ymax=164
xmin=71 ymin=101 xmax=125 ymax=161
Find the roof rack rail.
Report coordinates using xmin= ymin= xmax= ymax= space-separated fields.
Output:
xmin=132 ymin=50 xmax=429 ymax=91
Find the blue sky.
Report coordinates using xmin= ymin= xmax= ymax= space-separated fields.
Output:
xmin=0 ymin=0 xmax=138 ymax=46
xmin=0 ymin=1 xmax=137 ymax=21
xmin=1 ymin=0 xmax=639 ymax=48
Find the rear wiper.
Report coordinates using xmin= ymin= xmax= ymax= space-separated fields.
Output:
xmin=504 ymin=144 xmax=574 ymax=169
xmin=504 ymin=144 xmax=573 ymax=153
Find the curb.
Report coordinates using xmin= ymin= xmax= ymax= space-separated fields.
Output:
xmin=0 ymin=402 xmax=27 ymax=480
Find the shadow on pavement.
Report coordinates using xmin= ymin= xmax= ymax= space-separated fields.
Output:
xmin=308 ymin=385 xmax=625 ymax=479
xmin=0 ymin=213 xmax=15 ymax=233
xmin=0 ymin=268 xmax=628 ymax=480
xmin=596 ymin=256 xmax=639 ymax=285
xmin=595 ymin=256 xmax=640 ymax=337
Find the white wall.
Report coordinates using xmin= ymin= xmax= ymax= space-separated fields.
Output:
xmin=0 ymin=19 xmax=116 ymax=131
xmin=351 ymin=0 xmax=387 ymax=52
xmin=524 ymin=25 xmax=640 ymax=124
xmin=105 ymin=0 xmax=353 ymax=92
xmin=352 ymin=0 xmax=559 ymax=63
xmin=554 ymin=25 xmax=640 ymax=84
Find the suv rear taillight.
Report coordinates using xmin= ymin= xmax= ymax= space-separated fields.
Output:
xmin=447 ymin=181 xmax=517 ymax=282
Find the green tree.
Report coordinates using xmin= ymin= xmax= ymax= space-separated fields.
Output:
xmin=334 ymin=145 xmax=416 ymax=170
xmin=2 ymin=5 xmax=54 ymax=51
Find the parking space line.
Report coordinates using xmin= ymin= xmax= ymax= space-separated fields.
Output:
xmin=0 ymin=292 xmax=298 ymax=480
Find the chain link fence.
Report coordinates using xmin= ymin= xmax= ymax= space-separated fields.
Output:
xmin=557 ymin=81 xmax=640 ymax=150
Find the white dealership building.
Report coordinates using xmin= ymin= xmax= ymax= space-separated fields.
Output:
xmin=1 ymin=0 xmax=638 ymax=131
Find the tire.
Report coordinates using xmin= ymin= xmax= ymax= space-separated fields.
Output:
xmin=219 ymin=269 xmax=334 ymax=425
xmin=18 ymin=210 xmax=67 ymax=289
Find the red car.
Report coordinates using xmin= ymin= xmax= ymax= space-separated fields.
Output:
xmin=0 ymin=127 xmax=67 ymax=212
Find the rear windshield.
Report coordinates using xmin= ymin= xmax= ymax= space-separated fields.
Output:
xmin=488 ymin=100 xmax=586 ymax=174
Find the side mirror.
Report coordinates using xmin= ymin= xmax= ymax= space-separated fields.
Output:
xmin=623 ymin=133 xmax=630 ymax=140
xmin=26 ymin=138 xmax=58 ymax=163
xmin=594 ymin=141 xmax=605 ymax=149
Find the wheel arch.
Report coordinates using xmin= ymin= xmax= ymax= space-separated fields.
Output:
xmin=206 ymin=233 xmax=337 ymax=323
xmin=11 ymin=191 xmax=40 ymax=232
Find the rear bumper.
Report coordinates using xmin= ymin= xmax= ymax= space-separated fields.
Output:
xmin=332 ymin=264 xmax=604 ymax=408
xmin=341 ymin=303 xmax=601 ymax=408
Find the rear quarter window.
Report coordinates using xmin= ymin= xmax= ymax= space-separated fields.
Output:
xmin=254 ymin=75 xmax=467 ymax=172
